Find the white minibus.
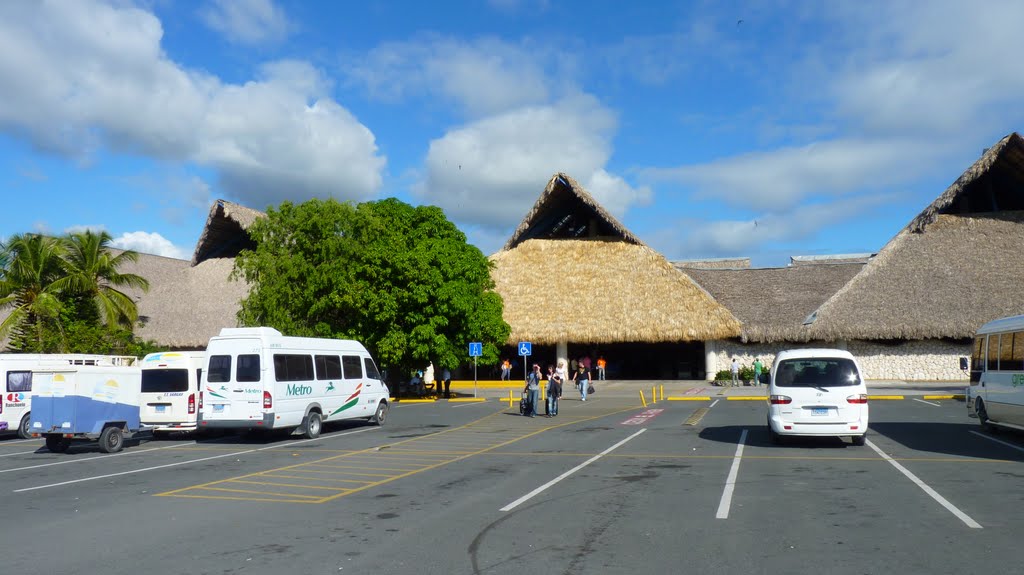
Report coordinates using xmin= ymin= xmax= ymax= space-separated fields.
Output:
xmin=139 ymin=351 xmax=206 ymax=433
xmin=0 ymin=354 xmax=137 ymax=438
xmin=197 ymin=327 xmax=390 ymax=438
xmin=966 ymin=314 xmax=1024 ymax=432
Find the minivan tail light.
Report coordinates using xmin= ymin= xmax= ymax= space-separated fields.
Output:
xmin=769 ymin=395 xmax=792 ymax=405
xmin=846 ymin=394 xmax=868 ymax=404
xmin=263 ymin=391 xmax=272 ymax=409
xmin=188 ymin=393 xmax=196 ymax=414
xmin=198 ymin=391 xmax=203 ymax=409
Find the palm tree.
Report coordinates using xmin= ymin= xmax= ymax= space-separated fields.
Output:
xmin=0 ymin=234 xmax=69 ymax=350
xmin=55 ymin=230 xmax=149 ymax=329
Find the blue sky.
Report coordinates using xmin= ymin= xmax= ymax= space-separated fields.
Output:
xmin=2 ymin=0 xmax=1022 ymax=267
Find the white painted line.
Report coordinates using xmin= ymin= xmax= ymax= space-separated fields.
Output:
xmin=709 ymin=399 xmax=720 ymax=408
xmin=12 ymin=427 xmax=378 ymax=492
xmin=912 ymin=398 xmax=941 ymax=407
xmin=0 ymin=438 xmax=44 ymax=445
xmin=0 ymin=450 xmax=43 ymax=458
xmin=715 ymin=428 xmax=748 ymax=519
xmin=1 ymin=442 xmax=194 ymax=474
xmin=969 ymin=430 xmax=1024 ymax=455
xmin=500 ymin=429 xmax=646 ymax=512
xmin=865 ymin=438 xmax=982 ymax=528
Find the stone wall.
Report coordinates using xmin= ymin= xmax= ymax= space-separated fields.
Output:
xmin=706 ymin=339 xmax=971 ymax=382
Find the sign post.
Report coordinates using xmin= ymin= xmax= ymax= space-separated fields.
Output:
xmin=468 ymin=342 xmax=483 ymax=398
xmin=518 ymin=341 xmax=532 ymax=387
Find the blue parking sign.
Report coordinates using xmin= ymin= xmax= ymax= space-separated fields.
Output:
xmin=518 ymin=342 xmax=532 ymax=356
xmin=468 ymin=342 xmax=483 ymax=357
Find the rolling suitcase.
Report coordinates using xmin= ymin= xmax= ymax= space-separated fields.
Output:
xmin=519 ymin=391 xmax=529 ymax=415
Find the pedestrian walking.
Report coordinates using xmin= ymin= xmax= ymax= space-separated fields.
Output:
xmin=524 ymin=364 xmax=542 ymax=417
xmin=753 ymin=358 xmax=764 ymax=387
xmin=730 ymin=357 xmax=739 ymax=387
xmin=442 ymin=366 xmax=452 ymax=397
xmin=572 ymin=363 xmax=591 ymax=402
xmin=546 ymin=370 xmax=561 ymax=417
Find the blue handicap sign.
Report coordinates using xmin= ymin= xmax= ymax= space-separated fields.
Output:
xmin=468 ymin=342 xmax=483 ymax=357
xmin=518 ymin=342 xmax=532 ymax=356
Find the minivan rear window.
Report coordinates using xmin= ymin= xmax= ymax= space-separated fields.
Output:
xmin=208 ymin=355 xmax=231 ymax=383
xmin=142 ymin=369 xmax=189 ymax=393
xmin=775 ymin=358 xmax=860 ymax=387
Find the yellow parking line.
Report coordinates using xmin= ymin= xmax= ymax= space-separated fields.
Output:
xmin=233 ymin=480 xmax=351 ymax=492
xmin=395 ymin=399 xmax=436 ymax=404
xmin=201 ymin=486 xmax=322 ymax=500
xmin=258 ymin=474 xmax=373 ymax=484
xmin=869 ymin=395 xmax=905 ymax=400
xmin=448 ymin=398 xmax=487 ymax=403
xmin=924 ymin=394 xmax=964 ymax=400
xmin=667 ymin=396 xmax=712 ymax=401
xmin=726 ymin=396 xmax=767 ymax=401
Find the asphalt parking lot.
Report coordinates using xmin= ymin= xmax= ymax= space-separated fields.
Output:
xmin=1 ymin=394 xmax=1021 ymax=575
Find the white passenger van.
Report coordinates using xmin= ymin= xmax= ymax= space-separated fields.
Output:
xmin=767 ymin=348 xmax=869 ymax=445
xmin=0 ymin=354 xmax=137 ymax=438
xmin=139 ymin=351 xmax=206 ymax=433
xmin=966 ymin=314 xmax=1024 ymax=432
xmin=197 ymin=327 xmax=390 ymax=438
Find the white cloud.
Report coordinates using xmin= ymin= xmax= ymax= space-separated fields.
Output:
xmin=198 ymin=0 xmax=292 ymax=45
xmin=110 ymin=231 xmax=190 ymax=260
xmin=414 ymin=94 xmax=648 ymax=230
xmin=0 ymin=1 xmax=384 ymax=209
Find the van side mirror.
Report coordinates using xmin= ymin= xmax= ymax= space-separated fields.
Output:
xmin=959 ymin=357 xmax=969 ymax=371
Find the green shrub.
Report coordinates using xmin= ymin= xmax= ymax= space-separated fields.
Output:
xmin=714 ymin=370 xmax=732 ymax=381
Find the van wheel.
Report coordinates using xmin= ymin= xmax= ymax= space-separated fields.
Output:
xmin=371 ymin=402 xmax=388 ymax=426
xmin=976 ymin=399 xmax=994 ymax=432
xmin=303 ymin=412 xmax=322 ymax=439
xmin=99 ymin=427 xmax=124 ymax=453
xmin=852 ymin=434 xmax=866 ymax=446
xmin=767 ymin=417 xmax=783 ymax=445
xmin=18 ymin=413 xmax=32 ymax=439
xmin=45 ymin=435 xmax=71 ymax=453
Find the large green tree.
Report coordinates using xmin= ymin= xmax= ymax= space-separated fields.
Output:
xmin=55 ymin=230 xmax=150 ymax=328
xmin=0 ymin=233 xmax=68 ymax=349
xmin=234 ymin=198 xmax=510 ymax=380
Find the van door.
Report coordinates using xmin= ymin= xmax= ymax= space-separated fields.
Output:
xmin=203 ymin=353 xmax=265 ymax=423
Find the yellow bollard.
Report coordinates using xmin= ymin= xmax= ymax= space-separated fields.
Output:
xmin=639 ymin=390 xmax=647 ymax=407
xmin=541 ymin=386 xmax=546 ymax=401
xmin=652 ymin=386 xmax=656 ymax=404
xmin=660 ymin=385 xmax=665 ymax=401
xmin=508 ymin=389 xmax=514 ymax=408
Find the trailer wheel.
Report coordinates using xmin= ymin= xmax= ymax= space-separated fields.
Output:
xmin=45 ymin=435 xmax=71 ymax=453
xmin=302 ymin=411 xmax=322 ymax=439
xmin=18 ymin=413 xmax=32 ymax=439
xmin=99 ymin=426 xmax=124 ymax=454
xmin=371 ymin=401 xmax=388 ymax=426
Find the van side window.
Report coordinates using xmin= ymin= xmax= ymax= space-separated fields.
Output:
xmin=970 ymin=337 xmax=984 ymax=383
xmin=237 ymin=354 xmax=261 ymax=382
xmin=987 ymin=335 xmax=1000 ymax=371
xmin=315 ymin=355 xmax=342 ymax=380
xmin=7 ymin=371 xmax=32 ymax=392
xmin=273 ymin=354 xmax=314 ymax=382
xmin=342 ymin=355 xmax=363 ymax=379
xmin=363 ymin=357 xmax=380 ymax=380
xmin=1005 ymin=332 xmax=1024 ymax=371
xmin=208 ymin=355 xmax=232 ymax=383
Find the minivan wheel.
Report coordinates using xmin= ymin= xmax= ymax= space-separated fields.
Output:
xmin=18 ymin=413 xmax=32 ymax=439
xmin=976 ymin=399 xmax=994 ymax=432
xmin=851 ymin=434 xmax=866 ymax=446
xmin=303 ymin=412 xmax=322 ymax=439
xmin=371 ymin=401 xmax=388 ymax=426
xmin=767 ymin=417 xmax=783 ymax=445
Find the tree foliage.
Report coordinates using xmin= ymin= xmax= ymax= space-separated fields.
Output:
xmin=0 ymin=231 xmax=155 ymax=354
xmin=234 ymin=198 xmax=510 ymax=379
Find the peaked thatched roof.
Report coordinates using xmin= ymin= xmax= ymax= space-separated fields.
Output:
xmin=806 ymin=133 xmax=1024 ymax=341
xmin=908 ymin=132 xmax=1024 ymax=232
xmin=490 ymin=239 xmax=741 ymax=344
xmin=682 ymin=262 xmax=866 ymax=343
xmin=805 ymin=212 xmax=1024 ymax=340
xmin=502 ymin=173 xmax=645 ymax=251
xmin=120 ymin=253 xmax=248 ymax=348
xmin=191 ymin=199 xmax=266 ymax=265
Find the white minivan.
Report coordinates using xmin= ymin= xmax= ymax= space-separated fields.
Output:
xmin=767 ymin=348 xmax=869 ymax=445
xmin=139 ymin=351 xmax=206 ymax=433
xmin=965 ymin=314 xmax=1024 ymax=432
xmin=197 ymin=327 xmax=390 ymax=438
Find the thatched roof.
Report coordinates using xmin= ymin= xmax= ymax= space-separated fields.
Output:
xmin=502 ymin=173 xmax=645 ymax=251
xmin=674 ymin=257 xmax=751 ymax=270
xmin=683 ymin=262 xmax=866 ymax=343
xmin=490 ymin=238 xmax=741 ymax=344
xmin=191 ymin=199 xmax=265 ymax=265
xmin=120 ymin=253 xmax=248 ymax=348
xmin=805 ymin=133 xmax=1024 ymax=341
xmin=805 ymin=212 xmax=1024 ymax=340
xmin=789 ymin=253 xmax=873 ymax=266
xmin=908 ymin=132 xmax=1024 ymax=232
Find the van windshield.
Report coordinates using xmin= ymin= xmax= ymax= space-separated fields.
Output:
xmin=142 ymin=369 xmax=189 ymax=393
xmin=775 ymin=358 xmax=860 ymax=387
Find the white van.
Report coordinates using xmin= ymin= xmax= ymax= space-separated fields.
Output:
xmin=966 ymin=314 xmax=1024 ymax=432
xmin=1 ymin=354 xmax=137 ymax=438
xmin=197 ymin=327 xmax=390 ymax=438
xmin=140 ymin=351 xmax=206 ymax=433
xmin=767 ymin=348 xmax=869 ymax=445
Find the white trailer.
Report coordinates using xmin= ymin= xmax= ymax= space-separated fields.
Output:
xmin=30 ymin=364 xmax=148 ymax=453
xmin=197 ymin=327 xmax=390 ymax=438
